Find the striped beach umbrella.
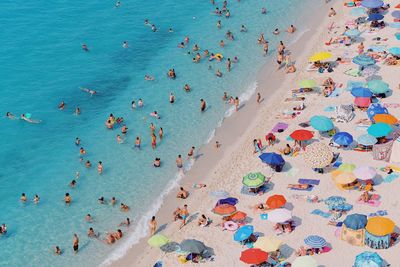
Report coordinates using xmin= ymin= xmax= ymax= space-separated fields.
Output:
xmin=242 ymin=172 xmax=265 ymax=188
xmin=367 ymin=123 xmax=392 ymax=137
xmin=310 ymin=115 xmax=334 ymax=131
xmin=304 ymin=235 xmax=327 ymax=248
xmin=292 ymin=256 xmax=318 ymax=267
xmin=357 ymin=134 xmax=378 ymax=146
xmin=303 ymin=142 xmax=333 ymax=168
xmin=353 ymin=54 xmax=376 ymax=66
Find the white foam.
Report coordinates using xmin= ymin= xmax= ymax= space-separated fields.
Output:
xmin=287 ymin=28 xmax=311 ymax=46
xmin=100 ymin=82 xmax=258 ymax=266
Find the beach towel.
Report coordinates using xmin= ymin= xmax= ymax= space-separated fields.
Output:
xmin=356 ymin=199 xmax=381 ymax=207
xmin=324 ymin=106 xmax=336 ymax=112
xmin=383 ymin=173 xmax=399 ymax=183
xmin=298 ymin=179 xmax=320 ymax=185
xmin=289 ymin=185 xmax=313 ymax=191
xmin=333 ymin=161 xmax=342 ymax=168
xmin=328 ymin=88 xmax=342 ymax=97
xmin=311 ymin=209 xmax=331 ymax=218
xmin=271 ymin=122 xmax=288 ymax=133
xmin=368 ymin=210 xmax=388 ymax=217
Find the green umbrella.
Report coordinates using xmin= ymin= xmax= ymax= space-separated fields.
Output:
xmin=367 ymin=80 xmax=390 ymax=94
xmin=338 ymin=163 xmax=356 ymax=172
xmin=148 ymin=234 xmax=169 ymax=247
xmin=310 ymin=115 xmax=334 ymax=131
xmin=242 ymin=172 xmax=266 ymax=188
xmin=299 ymin=79 xmax=317 ymax=88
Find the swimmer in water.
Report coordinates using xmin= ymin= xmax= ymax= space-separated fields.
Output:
xmin=20 ymin=114 xmax=41 ymax=124
xmin=5 ymin=112 xmax=15 ymax=119
xmin=144 ymin=75 xmax=154 ymax=81
xmin=287 ymin=24 xmax=296 ymax=33
xmin=119 ymin=218 xmax=131 ymax=227
xmin=80 ymin=87 xmax=97 ymax=96
xmin=58 ymin=101 xmax=65 ymax=110
xmin=75 ymin=107 xmax=81 ymax=115
xmin=150 ymin=111 xmax=160 ymax=119
xmin=33 ymin=194 xmax=40 ymax=204
xmin=70 ymin=179 xmax=77 ymax=188
xmin=21 ymin=193 xmax=27 ymax=203
xmin=216 ymin=69 xmax=222 ymax=77
xmin=122 ymin=41 xmax=129 ymax=48
xmin=54 ymin=246 xmax=62 ymax=255
xmin=169 ymin=92 xmax=175 ymax=103
xmin=153 ymin=158 xmax=161 ymax=167
xmin=151 ymin=25 xmax=157 ymax=32
xmin=168 ymin=28 xmax=173 ymax=33
xmin=261 ymin=7 xmax=267 ymax=14
xmin=82 ymin=44 xmax=89 ymax=52
xmin=138 ymin=99 xmax=143 ymax=107
xmin=200 ymin=99 xmax=206 ymax=112
xmin=158 ymin=127 xmax=164 ymax=140
xmin=240 ymin=25 xmax=247 ymax=32
xmin=184 ymin=84 xmax=191 ymax=92
xmin=75 ymin=137 xmax=80 ymax=146
xmin=273 ymin=28 xmax=280 ymax=35
xmin=115 ymin=1 xmax=121 ymax=7
xmin=134 ymin=136 xmax=141 ymax=149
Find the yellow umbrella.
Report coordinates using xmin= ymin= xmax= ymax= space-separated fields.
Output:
xmin=309 ymin=52 xmax=332 ymax=62
xmin=366 ymin=217 xmax=395 ymax=236
xmin=332 ymin=171 xmax=357 ymax=184
xmin=253 ymin=236 xmax=283 ymax=252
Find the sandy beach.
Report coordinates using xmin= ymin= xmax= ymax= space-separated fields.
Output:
xmin=109 ymin=0 xmax=400 ymax=266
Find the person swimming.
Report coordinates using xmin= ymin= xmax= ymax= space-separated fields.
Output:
xmin=20 ymin=114 xmax=41 ymax=124
xmin=144 ymin=75 xmax=154 ymax=80
xmin=153 ymin=157 xmax=161 ymax=167
xmin=82 ymin=44 xmax=89 ymax=52
xmin=5 ymin=112 xmax=15 ymax=119
xmin=273 ymin=28 xmax=280 ymax=35
xmin=150 ymin=111 xmax=160 ymax=119
xmin=287 ymin=24 xmax=296 ymax=33
xmin=169 ymin=92 xmax=175 ymax=103
xmin=200 ymin=99 xmax=206 ymax=111
xmin=240 ymin=25 xmax=247 ymax=32
xmin=122 ymin=41 xmax=129 ymax=48
xmin=80 ymin=87 xmax=96 ymax=96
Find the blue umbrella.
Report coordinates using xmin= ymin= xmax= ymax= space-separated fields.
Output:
xmin=351 ymin=87 xmax=372 ymax=97
xmin=344 ymin=29 xmax=361 ymax=37
xmin=361 ymin=0 xmax=383 ymax=9
xmin=367 ymin=103 xmax=388 ymax=121
xmin=324 ymin=196 xmax=346 ymax=206
xmin=368 ymin=123 xmax=393 ymax=137
xmin=304 ymin=235 xmax=327 ymax=248
xmin=333 ymin=132 xmax=353 ymax=146
xmin=310 ymin=115 xmax=334 ymax=131
xmin=353 ymin=54 xmax=376 ymax=66
xmin=368 ymin=13 xmax=384 ymax=21
xmin=392 ymin=10 xmax=400 ymax=19
xmin=216 ymin=197 xmax=238 ymax=206
xmin=259 ymin=153 xmax=285 ymax=165
xmin=389 ymin=47 xmax=400 ymax=56
xmin=351 ymin=7 xmax=367 ymax=17
xmin=355 ymin=251 xmax=383 ymax=267
xmin=357 ymin=134 xmax=378 ymax=146
xmin=343 ymin=214 xmax=368 ymax=230
xmin=234 ymin=225 xmax=254 ymax=242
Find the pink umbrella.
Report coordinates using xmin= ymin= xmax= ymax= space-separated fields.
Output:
xmin=354 ymin=97 xmax=371 ymax=108
xmin=353 ymin=166 xmax=377 ymax=180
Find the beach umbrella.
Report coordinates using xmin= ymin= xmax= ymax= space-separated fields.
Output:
xmin=351 ymin=87 xmax=372 ymax=98
xmin=310 ymin=115 xmax=334 ymax=131
xmin=179 ymin=239 xmax=206 ymax=254
xmin=242 ymin=172 xmax=265 ymax=189
xmin=353 ymin=54 xmax=376 ymax=67
xmin=366 ymin=217 xmax=395 ymax=236
xmin=345 ymin=29 xmax=361 ymax=37
xmin=388 ymin=47 xmax=400 ymax=56
xmin=303 ymin=142 xmax=333 ymax=168
xmin=333 ymin=132 xmax=354 ymax=146
xmin=253 ymin=236 xmax=283 ymax=252
xmin=266 ymin=195 xmax=286 ymax=209
xmin=290 ymin=129 xmax=314 ymax=141
xmin=361 ymin=0 xmax=384 ymax=9
xmin=367 ymin=80 xmax=390 ymax=94
xmin=344 ymin=214 xmax=368 ymax=230
xmin=259 ymin=153 xmax=285 ymax=165
xmin=213 ymin=204 xmax=236 ymax=216
xmin=354 ymin=97 xmax=371 ymax=108
xmin=367 ymin=122 xmax=392 ymax=137
xmin=355 ymin=251 xmax=383 ymax=267
xmin=357 ymin=134 xmax=378 ymax=146
xmin=367 ymin=103 xmax=388 ymax=121
xmin=265 ymin=208 xmax=292 ymax=223
xmin=332 ymin=171 xmax=357 ymax=184
xmin=216 ymin=197 xmax=238 ymax=206
xmin=338 ymin=163 xmax=357 ymax=172
xmin=292 ymin=256 xmax=318 ymax=267
xmin=304 ymin=235 xmax=327 ymax=248
xmin=368 ymin=13 xmax=384 ymax=21
xmin=234 ymin=225 xmax=254 ymax=242
xmin=148 ymin=234 xmax=170 ymax=247
xmin=392 ymin=10 xmax=400 ymax=19
xmin=354 ymin=166 xmax=377 ymax=180
xmin=324 ymin=196 xmax=346 ymax=206
xmin=351 ymin=7 xmax=367 ymax=16
xmin=240 ymin=248 xmax=269 ymax=265
xmin=309 ymin=52 xmax=332 ymax=62
xmin=299 ymin=79 xmax=317 ymax=88
xmin=230 ymin=211 xmax=247 ymax=221
xmin=373 ymin=114 xmax=398 ymax=125
xmin=390 ymin=22 xmax=400 ymax=28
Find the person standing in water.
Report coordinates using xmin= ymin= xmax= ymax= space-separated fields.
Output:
xmin=187 ymin=146 xmax=195 ymax=159
xmin=158 ymin=127 xmax=164 ymax=140
xmin=176 ymin=155 xmax=183 ymax=171
xmin=169 ymin=93 xmax=175 ymax=104
xmin=234 ymin=97 xmax=240 ymax=111
xmin=256 ymin=93 xmax=261 ymax=104
xmin=151 ymin=133 xmax=157 ymax=149
xmin=73 ymin=234 xmax=79 ymax=254
xmin=97 ymin=161 xmax=103 ymax=174
xmin=200 ymin=99 xmax=206 ymax=112
xmin=149 ymin=216 xmax=157 ymax=235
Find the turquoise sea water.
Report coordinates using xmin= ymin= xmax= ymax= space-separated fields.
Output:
xmin=0 ymin=0 xmax=323 ymax=266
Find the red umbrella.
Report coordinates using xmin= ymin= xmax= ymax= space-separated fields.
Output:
xmin=354 ymin=97 xmax=371 ymax=108
xmin=290 ymin=130 xmax=313 ymax=141
xmin=240 ymin=248 xmax=269 ymax=264
xmin=266 ymin=194 xmax=287 ymax=209
xmin=212 ymin=204 xmax=236 ymax=216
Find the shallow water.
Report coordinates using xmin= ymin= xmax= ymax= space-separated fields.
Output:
xmin=0 ymin=0 xmax=321 ymax=266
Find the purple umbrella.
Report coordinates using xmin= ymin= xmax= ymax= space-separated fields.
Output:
xmin=361 ymin=0 xmax=384 ymax=9
xmin=392 ymin=11 xmax=400 ymax=19
xmin=216 ymin=197 xmax=238 ymax=206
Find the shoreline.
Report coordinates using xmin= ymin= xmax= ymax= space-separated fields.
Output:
xmin=107 ymin=1 xmax=339 ymax=266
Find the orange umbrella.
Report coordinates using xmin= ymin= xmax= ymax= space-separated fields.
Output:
xmin=373 ymin=114 xmax=398 ymax=125
xmin=213 ymin=204 xmax=236 ymax=216
xmin=240 ymin=248 xmax=269 ymax=265
xmin=229 ymin=211 xmax=247 ymax=221
xmin=290 ymin=130 xmax=314 ymax=141
xmin=266 ymin=194 xmax=287 ymax=209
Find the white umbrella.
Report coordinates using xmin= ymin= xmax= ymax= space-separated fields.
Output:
xmin=353 ymin=166 xmax=377 ymax=180
xmin=266 ymin=208 xmax=292 ymax=223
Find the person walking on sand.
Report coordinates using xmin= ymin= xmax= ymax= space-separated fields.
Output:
xmin=234 ymin=97 xmax=240 ymax=111
xmin=180 ymin=204 xmax=189 ymax=229
xmin=149 ymin=216 xmax=157 ymax=235
xmin=256 ymin=93 xmax=261 ymax=104
xmin=73 ymin=234 xmax=79 ymax=254
xmin=187 ymin=146 xmax=195 ymax=159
